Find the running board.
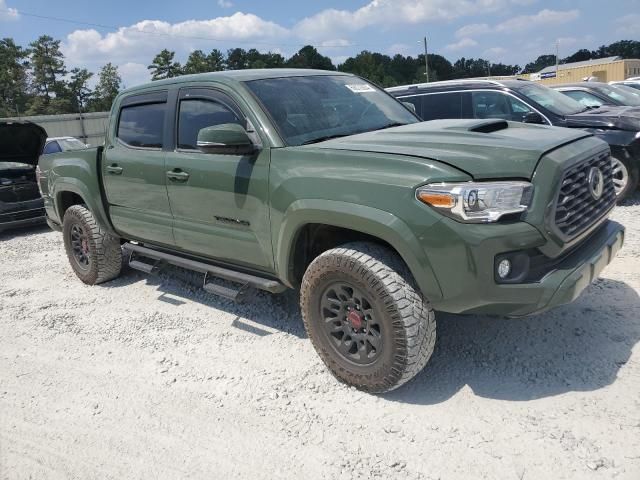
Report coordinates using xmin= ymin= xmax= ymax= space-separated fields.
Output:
xmin=122 ymin=243 xmax=286 ymax=297
xmin=128 ymin=259 xmax=159 ymax=274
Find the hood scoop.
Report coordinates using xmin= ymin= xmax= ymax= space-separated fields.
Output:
xmin=468 ymin=120 xmax=509 ymax=133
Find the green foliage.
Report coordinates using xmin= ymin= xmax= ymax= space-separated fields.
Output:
xmin=27 ymin=35 xmax=69 ymax=114
xmin=68 ymin=68 xmax=93 ymax=112
xmin=88 ymin=63 xmax=122 ymax=112
xmin=1 ymin=36 xmax=639 ymax=116
xmin=0 ymin=38 xmax=30 ymax=117
xmin=184 ymin=49 xmax=226 ymax=74
xmin=286 ymin=46 xmax=335 ymax=70
xmin=148 ymin=49 xmax=182 ymax=80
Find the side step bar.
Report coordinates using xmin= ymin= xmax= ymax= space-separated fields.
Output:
xmin=122 ymin=242 xmax=286 ymax=297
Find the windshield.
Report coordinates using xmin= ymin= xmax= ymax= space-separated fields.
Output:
xmin=245 ymin=75 xmax=418 ymax=146
xmin=594 ymin=84 xmax=640 ymax=106
xmin=515 ymin=82 xmax=585 ymax=116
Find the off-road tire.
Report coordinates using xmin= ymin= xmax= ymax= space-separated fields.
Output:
xmin=62 ymin=205 xmax=122 ymax=285
xmin=300 ymin=242 xmax=436 ymax=393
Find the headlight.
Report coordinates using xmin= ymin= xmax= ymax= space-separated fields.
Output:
xmin=416 ymin=181 xmax=533 ymax=223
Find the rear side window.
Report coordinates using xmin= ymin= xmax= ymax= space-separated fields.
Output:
xmin=421 ymin=92 xmax=465 ymax=120
xmin=562 ymin=90 xmax=605 ymax=108
xmin=117 ymin=103 xmax=166 ymax=148
xmin=178 ymin=99 xmax=242 ymax=150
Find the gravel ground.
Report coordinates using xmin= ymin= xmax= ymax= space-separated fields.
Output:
xmin=1 ymin=194 xmax=639 ymax=480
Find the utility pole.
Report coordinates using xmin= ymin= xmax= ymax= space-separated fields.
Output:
xmin=556 ymin=40 xmax=560 ymax=79
xmin=423 ymin=36 xmax=429 ymax=83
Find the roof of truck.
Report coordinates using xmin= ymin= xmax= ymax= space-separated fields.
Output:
xmin=121 ymin=69 xmax=351 ymax=95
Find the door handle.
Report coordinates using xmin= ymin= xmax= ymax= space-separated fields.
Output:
xmin=106 ymin=165 xmax=123 ymax=175
xmin=166 ymin=169 xmax=190 ymax=182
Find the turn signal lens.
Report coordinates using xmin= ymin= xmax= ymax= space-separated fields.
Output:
xmin=417 ymin=191 xmax=456 ymax=208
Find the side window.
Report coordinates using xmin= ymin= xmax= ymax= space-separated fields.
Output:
xmin=178 ymin=98 xmax=242 ymax=150
xmin=505 ymin=95 xmax=534 ymax=122
xmin=562 ymin=90 xmax=604 ymax=108
xmin=472 ymin=91 xmax=535 ymax=122
xmin=117 ymin=103 xmax=166 ymax=148
xmin=43 ymin=141 xmax=62 ymax=154
xmin=398 ymin=96 xmax=424 ymax=120
xmin=421 ymin=92 xmax=463 ymax=120
xmin=472 ymin=91 xmax=512 ymax=120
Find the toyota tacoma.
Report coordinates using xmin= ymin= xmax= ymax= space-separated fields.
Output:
xmin=38 ymin=70 xmax=624 ymax=392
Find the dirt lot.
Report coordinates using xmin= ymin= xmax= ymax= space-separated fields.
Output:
xmin=1 ymin=195 xmax=639 ymax=480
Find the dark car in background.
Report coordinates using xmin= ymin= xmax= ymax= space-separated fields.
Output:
xmin=552 ymin=82 xmax=640 ymax=108
xmin=388 ymin=79 xmax=640 ymax=201
xmin=0 ymin=121 xmax=48 ymax=233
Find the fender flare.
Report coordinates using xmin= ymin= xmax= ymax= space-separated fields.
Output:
xmin=52 ymin=178 xmax=114 ymax=235
xmin=275 ymin=199 xmax=443 ymax=301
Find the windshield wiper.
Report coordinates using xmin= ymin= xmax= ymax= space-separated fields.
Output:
xmin=302 ymin=134 xmax=350 ymax=145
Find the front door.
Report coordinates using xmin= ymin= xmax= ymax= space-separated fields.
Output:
xmin=165 ymin=88 xmax=273 ymax=271
xmin=102 ymin=91 xmax=175 ymax=246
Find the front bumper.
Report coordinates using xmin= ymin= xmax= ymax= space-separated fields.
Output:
xmin=0 ymin=200 xmax=46 ymax=233
xmin=427 ymin=219 xmax=624 ymax=317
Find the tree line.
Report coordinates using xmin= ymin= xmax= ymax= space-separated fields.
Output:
xmin=1 ymin=34 xmax=639 ymax=118
xmin=1 ymin=35 xmax=121 ymax=117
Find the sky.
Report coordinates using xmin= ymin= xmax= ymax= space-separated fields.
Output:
xmin=1 ymin=0 xmax=639 ymax=87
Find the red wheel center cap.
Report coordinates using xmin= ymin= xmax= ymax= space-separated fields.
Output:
xmin=347 ymin=310 xmax=363 ymax=330
xmin=82 ymin=239 xmax=89 ymax=253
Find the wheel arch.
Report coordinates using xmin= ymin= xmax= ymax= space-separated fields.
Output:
xmin=275 ymin=199 xmax=443 ymax=301
xmin=52 ymin=180 xmax=114 ymax=235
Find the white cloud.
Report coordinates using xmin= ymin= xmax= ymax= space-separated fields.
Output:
xmin=294 ymin=0 xmax=541 ymax=40
xmin=455 ymin=23 xmax=491 ymax=38
xmin=319 ymin=39 xmax=352 ymax=48
xmin=217 ymin=0 xmax=233 ymax=7
xmin=495 ymin=9 xmax=579 ymax=33
xmin=483 ymin=47 xmax=507 ymax=59
xmin=0 ymin=0 xmax=18 ymax=21
xmin=445 ymin=37 xmax=479 ymax=51
xmin=387 ymin=43 xmax=414 ymax=56
xmin=61 ymin=13 xmax=290 ymax=85
xmin=616 ymin=14 xmax=640 ymax=37
xmin=118 ymin=62 xmax=151 ymax=89
xmin=456 ymin=9 xmax=579 ymax=38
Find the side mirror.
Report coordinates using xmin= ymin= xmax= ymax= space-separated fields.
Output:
xmin=402 ymin=101 xmax=417 ymax=114
xmin=522 ymin=112 xmax=545 ymax=124
xmin=197 ymin=123 xmax=257 ymax=155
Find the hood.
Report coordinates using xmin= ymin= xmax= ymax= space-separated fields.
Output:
xmin=0 ymin=121 xmax=48 ymax=167
xmin=565 ymin=105 xmax=640 ymax=131
xmin=304 ymin=119 xmax=592 ymax=180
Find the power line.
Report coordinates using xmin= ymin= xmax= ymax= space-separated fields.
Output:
xmin=0 ymin=7 xmax=359 ymax=49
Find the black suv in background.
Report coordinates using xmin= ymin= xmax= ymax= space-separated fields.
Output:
xmin=388 ymin=79 xmax=640 ymax=201
xmin=0 ymin=122 xmax=47 ymax=233
xmin=552 ymin=82 xmax=640 ymax=108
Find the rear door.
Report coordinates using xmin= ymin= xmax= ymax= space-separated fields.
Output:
xmin=102 ymin=91 xmax=175 ymax=246
xmin=164 ymin=87 xmax=273 ymax=271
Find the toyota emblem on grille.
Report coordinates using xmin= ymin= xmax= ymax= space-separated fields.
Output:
xmin=587 ymin=166 xmax=604 ymax=200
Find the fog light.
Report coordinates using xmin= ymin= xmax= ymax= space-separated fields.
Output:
xmin=497 ymin=259 xmax=511 ymax=279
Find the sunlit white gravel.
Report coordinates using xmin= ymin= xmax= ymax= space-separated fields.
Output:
xmin=1 ymin=193 xmax=639 ymax=480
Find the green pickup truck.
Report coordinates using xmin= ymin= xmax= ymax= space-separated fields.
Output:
xmin=38 ymin=69 xmax=624 ymax=392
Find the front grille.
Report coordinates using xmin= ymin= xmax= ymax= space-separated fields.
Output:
xmin=0 ymin=183 xmax=41 ymax=203
xmin=554 ymin=151 xmax=616 ymax=239
xmin=0 ymin=207 xmax=45 ymax=223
